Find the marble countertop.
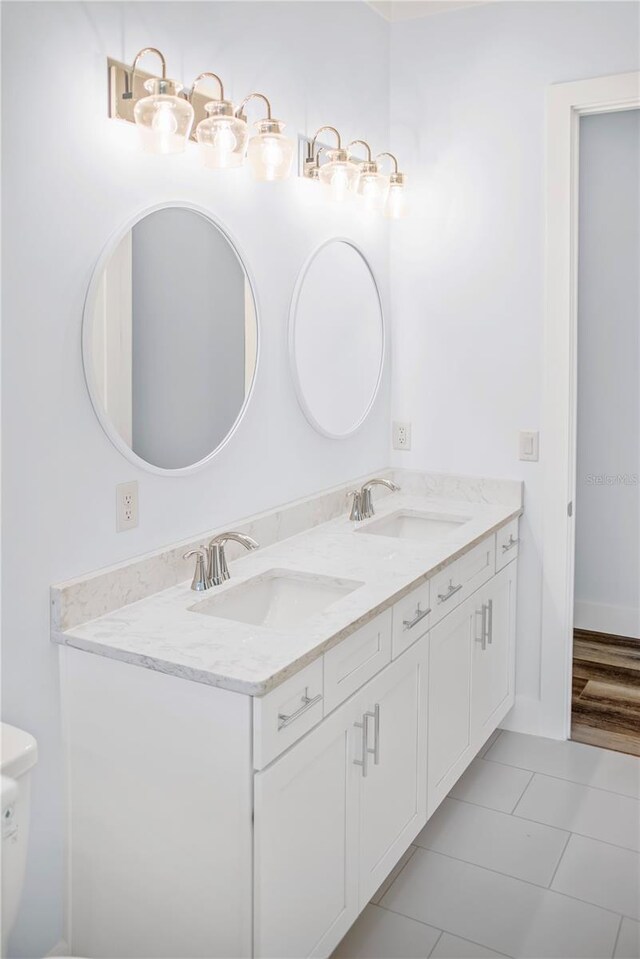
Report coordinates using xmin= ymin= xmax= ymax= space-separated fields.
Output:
xmin=53 ymin=493 xmax=521 ymax=697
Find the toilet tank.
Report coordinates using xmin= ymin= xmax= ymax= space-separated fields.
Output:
xmin=1 ymin=723 xmax=38 ymax=958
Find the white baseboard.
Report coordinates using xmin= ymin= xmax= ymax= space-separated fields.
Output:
xmin=46 ymin=939 xmax=69 ymax=957
xmin=574 ymin=600 xmax=640 ymax=639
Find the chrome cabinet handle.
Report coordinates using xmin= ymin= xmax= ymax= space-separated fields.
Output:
xmin=403 ymin=603 xmax=431 ymax=631
xmin=476 ymin=604 xmax=487 ymax=650
xmin=502 ymin=534 xmax=518 ymax=553
xmin=365 ymin=704 xmax=380 ymax=765
xmin=277 ymin=688 xmax=322 ymax=730
xmin=437 ymin=579 xmax=463 ymax=604
xmin=353 ymin=714 xmax=369 ymax=777
xmin=487 ymin=598 xmax=493 ymax=645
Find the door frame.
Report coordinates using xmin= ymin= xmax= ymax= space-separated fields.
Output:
xmin=541 ymin=71 xmax=640 ymax=739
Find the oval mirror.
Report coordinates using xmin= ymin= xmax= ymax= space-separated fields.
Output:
xmin=289 ymin=239 xmax=384 ymax=438
xmin=83 ymin=205 xmax=258 ymax=473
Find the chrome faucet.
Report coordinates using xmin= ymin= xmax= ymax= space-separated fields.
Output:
xmin=207 ymin=531 xmax=259 ymax=586
xmin=183 ymin=547 xmax=210 ymax=591
xmin=348 ymin=477 xmax=400 ymax=522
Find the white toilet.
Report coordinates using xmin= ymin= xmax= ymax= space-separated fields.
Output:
xmin=1 ymin=722 xmax=38 ymax=959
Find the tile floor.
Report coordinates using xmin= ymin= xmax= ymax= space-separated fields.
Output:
xmin=333 ymin=730 xmax=640 ymax=959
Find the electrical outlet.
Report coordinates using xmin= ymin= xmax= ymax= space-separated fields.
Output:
xmin=116 ymin=481 xmax=139 ymax=532
xmin=393 ymin=421 xmax=412 ymax=451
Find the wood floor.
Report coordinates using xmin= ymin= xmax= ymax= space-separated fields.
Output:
xmin=572 ymin=628 xmax=640 ymax=756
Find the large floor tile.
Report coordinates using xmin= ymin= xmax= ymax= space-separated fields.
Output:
xmin=380 ymin=848 xmax=620 ymax=958
xmin=430 ymin=933 xmax=510 ymax=959
xmin=614 ymin=918 xmax=640 ymax=958
xmin=449 ymin=758 xmax=533 ymax=813
xmin=552 ymin=835 xmax=640 ymax=920
xmin=371 ymin=845 xmax=417 ymax=904
xmin=485 ymin=730 xmax=640 ymax=798
xmin=331 ymin=903 xmax=440 ymax=958
xmin=414 ymin=798 xmax=568 ymax=886
xmin=514 ymin=773 xmax=640 ymax=851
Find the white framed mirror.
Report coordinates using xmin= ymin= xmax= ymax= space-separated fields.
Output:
xmin=289 ymin=239 xmax=385 ymax=439
xmin=83 ymin=203 xmax=259 ymax=474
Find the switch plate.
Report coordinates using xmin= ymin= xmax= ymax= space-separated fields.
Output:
xmin=519 ymin=431 xmax=539 ymax=462
xmin=116 ymin=481 xmax=139 ymax=531
xmin=393 ymin=421 xmax=412 ymax=451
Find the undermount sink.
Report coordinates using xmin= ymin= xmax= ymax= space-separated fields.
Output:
xmin=190 ymin=569 xmax=363 ymax=631
xmin=356 ymin=510 xmax=471 ymax=542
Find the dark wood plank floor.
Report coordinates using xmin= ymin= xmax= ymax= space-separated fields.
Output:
xmin=571 ymin=628 xmax=640 ymax=757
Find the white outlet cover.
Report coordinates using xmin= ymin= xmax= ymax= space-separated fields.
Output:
xmin=393 ymin=421 xmax=412 ymax=451
xmin=116 ymin=480 xmax=139 ymax=532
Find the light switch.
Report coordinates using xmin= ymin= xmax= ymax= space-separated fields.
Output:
xmin=519 ymin=431 xmax=539 ymax=462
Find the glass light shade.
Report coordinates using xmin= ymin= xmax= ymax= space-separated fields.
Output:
xmin=196 ymin=101 xmax=248 ymax=170
xmin=384 ymin=174 xmax=408 ymax=219
xmin=355 ymin=163 xmax=386 ymax=213
xmin=133 ymin=78 xmax=194 ymax=155
xmin=318 ymin=149 xmax=360 ymax=202
xmin=246 ymin=119 xmax=293 ymax=181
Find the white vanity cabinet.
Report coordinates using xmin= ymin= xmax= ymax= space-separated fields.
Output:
xmin=427 ymin=561 xmax=517 ymax=814
xmin=253 ymin=640 xmax=427 ymax=959
xmin=60 ymin=519 xmax=519 ymax=959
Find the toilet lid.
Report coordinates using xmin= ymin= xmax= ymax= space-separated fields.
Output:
xmin=1 ymin=723 xmax=38 ymax=779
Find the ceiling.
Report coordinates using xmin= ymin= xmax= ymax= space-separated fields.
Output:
xmin=366 ymin=0 xmax=489 ymax=21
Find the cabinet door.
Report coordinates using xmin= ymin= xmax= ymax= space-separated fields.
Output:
xmin=471 ymin=563 xmax=517 ymax=745
xmin=357 ymin=640 xmax=428 ymax=907
xmin=254 ymin=696 xmax=360 ymax=959
xmin=427 ymin=601 xmax=473 ymax=815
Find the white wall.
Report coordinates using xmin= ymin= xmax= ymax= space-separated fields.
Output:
xmin=0 ymin=3 xmax=390 ymax=954
xmin=389 ymin=1 xmax=640 ymax=730
xmin=574 ymin=109 xmax=640 ymax=639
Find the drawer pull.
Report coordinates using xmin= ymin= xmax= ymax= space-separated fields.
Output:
xmin=437 ymin=579 xmax=463 ymax=604
xmin=502 ymin=534 xmax=518 ymax=553
xmin=403 ymin=603 xmax=431 ymax=631
xmin=277 ymin=688 xmax=322 ymax=730
xmin=353 ymin=714 xmax=369 ymax=777
xmin=476 ymin=604 xmax=487 ymax=650
xmin=487 ymin=598 xmax=493 ymax=644
xmin=366 ymin=704 xmax=381 ymax=765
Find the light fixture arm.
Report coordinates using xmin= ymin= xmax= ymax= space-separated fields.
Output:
xmin=189 ymin=72 xmax=225 ymax=103
xmin=124 ymin=47 xmax=166 ymax=99
xmin=347 ymin=139 xmax=373 ymax=162
xmin=308 ymin=125 xmax=342 ymax=162
xmin=376 ymin=151 xmax=400 ymax=174
xmin=235 ymin=92 xmax=273 ymax=121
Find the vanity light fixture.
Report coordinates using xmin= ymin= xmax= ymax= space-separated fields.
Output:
xmin=304 ymin=127 xmax=360 ymax=202
xmin=192 ymin=73 xmax=248 ymax=170
xmin=347 ymin=140 xmax=387 ymax=212
xmin=377 ymin=152 xmax=408 ymax=219
xmin=129 ymin=48 xmax=194 ymax=154
xmin=236 ymin=93 xmax=294 ymax=181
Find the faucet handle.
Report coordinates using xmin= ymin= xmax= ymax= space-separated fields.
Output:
xmin=348 ymin=490 xmax=364 ymax=522
xmin=183 ymin=548 xmax=210 ymax=592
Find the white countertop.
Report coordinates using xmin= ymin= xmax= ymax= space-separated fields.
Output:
xmin=53 ymin=494 xmax=521 ymax=696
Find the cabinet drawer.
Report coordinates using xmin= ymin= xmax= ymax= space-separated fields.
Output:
xmin=430 ymin=536 xmax=495 ymax=627
xmin=392 ymin=581 xmax=431 ymax=658
xmin=253 ymin=658 xmax=324 ymax=770
xmin=324 ymin=609 xmax=392 ymax=713
xmin=496 ymin=518 xmax=519 ymax=571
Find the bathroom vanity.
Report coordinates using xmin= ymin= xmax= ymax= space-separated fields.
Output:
xmin=53 ymin=472 xmax=521 ymax=959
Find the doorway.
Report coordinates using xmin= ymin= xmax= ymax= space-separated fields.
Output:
xmin=570 ymin=109 xmax=640 ymax=756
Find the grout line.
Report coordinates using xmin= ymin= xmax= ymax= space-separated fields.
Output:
xmin=439 ymin=794 xmax=569 ymax=841
xmin=481 ymin=754 xmax=640 ymax=802
xmin=372 ymin=844 xmax=419 ymax=905
xmin=510 ymin=805 xmax=640 ymax=855
xmin=546 ymin=830 xmax=573 ymax=889
xmin=389 ymin=847 xmax=629 ymax=920
xmin=509 ymin=769 xmax=534 ymax=814
xmin=426 ymin=930 xmax=443 ymax=957
xmin=610 ymin=914 xmax=625 ymax=959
